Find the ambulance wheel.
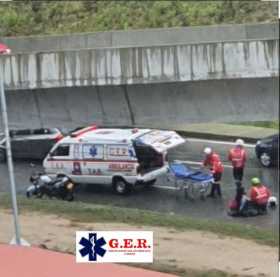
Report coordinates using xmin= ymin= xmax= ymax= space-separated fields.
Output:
xmin=113 ymin=178 xmax=130 ymax=195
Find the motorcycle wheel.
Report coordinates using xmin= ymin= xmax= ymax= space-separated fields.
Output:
xmin=37 ymin=192 xmax=43 ymax=198
xmin=65 ymin=193 xmax=74 ymax=201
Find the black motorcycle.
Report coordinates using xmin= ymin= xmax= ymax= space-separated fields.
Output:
xmin=26 ymin=173 xmax=75 ymax=201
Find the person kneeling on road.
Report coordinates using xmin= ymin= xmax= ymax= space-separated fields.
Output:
xmin=235 ymin=181 xmax=246 ymax=211
xmin=228 ymin=178 xmax=273 ymax=217
xmin=202 ymin=147 xmax=224 ymax=198
xmin=248 ymin=177 xmax=271 ymax=214
xmin=228 ymin=181 xmax=248 ymax=216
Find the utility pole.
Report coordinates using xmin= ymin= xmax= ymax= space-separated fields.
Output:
xmin=0 ymin=43 xmax=21 ymax=245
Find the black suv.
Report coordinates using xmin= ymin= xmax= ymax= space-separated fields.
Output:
xmin=255 ymin=134 xmax=279 ymax=167
xmin=0 ymin=128 xmax=63 ymax=162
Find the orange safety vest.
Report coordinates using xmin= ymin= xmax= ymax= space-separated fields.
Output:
xmin=251 ymin=186 xmax=270 ymax=205
xmin=228 ymin=147 xmax=246 ymax=168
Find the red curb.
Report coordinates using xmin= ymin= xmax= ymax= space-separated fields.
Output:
xmin=0 ymin=244 xmax=177 ymax=277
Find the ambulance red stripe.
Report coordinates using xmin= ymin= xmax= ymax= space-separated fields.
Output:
xmin=47 ymin=159 xmax=138 ymax=163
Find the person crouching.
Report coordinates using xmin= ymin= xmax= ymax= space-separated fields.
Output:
xmin=249 ymin=177 xmax=271 ymax=214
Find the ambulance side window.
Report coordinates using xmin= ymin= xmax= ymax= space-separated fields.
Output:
xmin=107 ymin=144 xmax=133 ymax=160
xmin=82 ymin=144 xmax=104 ymax=160
xmin=51 ymin=144 xmax=70 ymax=157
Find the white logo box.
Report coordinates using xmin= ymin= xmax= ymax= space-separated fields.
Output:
xmin=76 ymin=231 xmax=153 ymax=263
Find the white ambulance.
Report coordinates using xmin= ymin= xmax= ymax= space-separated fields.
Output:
xmin=43 ymin=125 xmax=185 ymax=194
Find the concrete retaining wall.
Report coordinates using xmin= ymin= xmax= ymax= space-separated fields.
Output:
xmin=2 ymin=77 xmax=278 ymax=130
xmin=2 ymin=39 xmax=278 ymax=89
xmin=1 ymin=23 xmax=278 ymax=53
xmin=0 ymin=23 xmax=278 ymax=129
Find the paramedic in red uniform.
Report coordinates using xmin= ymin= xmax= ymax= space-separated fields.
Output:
xmin=202 ymin=147 xmax=224 ymax=198
xmin=228 ymin=139 xmax=247 ymax=182
xmin=249 ymin=177 xmax=271 ymax=212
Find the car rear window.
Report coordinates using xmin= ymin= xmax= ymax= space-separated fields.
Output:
xmin=33 ymin=128 xmax=53 ymax=135
xmin=9 ymin=128 xmax=57 ymax=137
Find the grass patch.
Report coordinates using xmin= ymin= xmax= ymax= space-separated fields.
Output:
xmin=230 ymin=121 xmax=279 ymax=130
xmin=0 ymin=194 xmax=277 ymax=247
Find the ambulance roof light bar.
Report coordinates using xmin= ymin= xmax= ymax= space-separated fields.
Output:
xmin=70 ymin=125 xmax=97 ymax=138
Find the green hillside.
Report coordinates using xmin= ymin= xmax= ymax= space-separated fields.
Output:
xmin=0 ymin=1 xmax=278 ymax=37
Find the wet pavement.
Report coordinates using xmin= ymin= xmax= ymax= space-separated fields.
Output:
xmin=0 ymin=137 xmax=278 ymax=231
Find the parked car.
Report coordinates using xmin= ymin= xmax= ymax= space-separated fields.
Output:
xmin=0 ymin=43 xmax=11 ymax=54
xmin=255 ymin=134 xmax=279 ymax=167
xmin=0 ymin=128 xmax=63 ymax=162
xmin=43 ymin=125 xmax=185 ymax=194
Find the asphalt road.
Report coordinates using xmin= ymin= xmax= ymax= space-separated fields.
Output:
xmin=0 ymin=137 xmax=278 ymax=230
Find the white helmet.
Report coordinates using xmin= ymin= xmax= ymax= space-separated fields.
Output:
xmin=204 ymin=147 xmax=212 ymax=155
xmin=268 ymin=196 xmax=277 ymax=209
xmin=235 ymin=139 xmax=244 ymax=146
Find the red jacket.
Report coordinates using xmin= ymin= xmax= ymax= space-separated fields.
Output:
xmin=203 ymin=152 xmax=224 ymax=174
xmin=250 ymin=185 xmax=271 ymax=205
xmin=228 ymin=147 xmax=247 ymax=168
